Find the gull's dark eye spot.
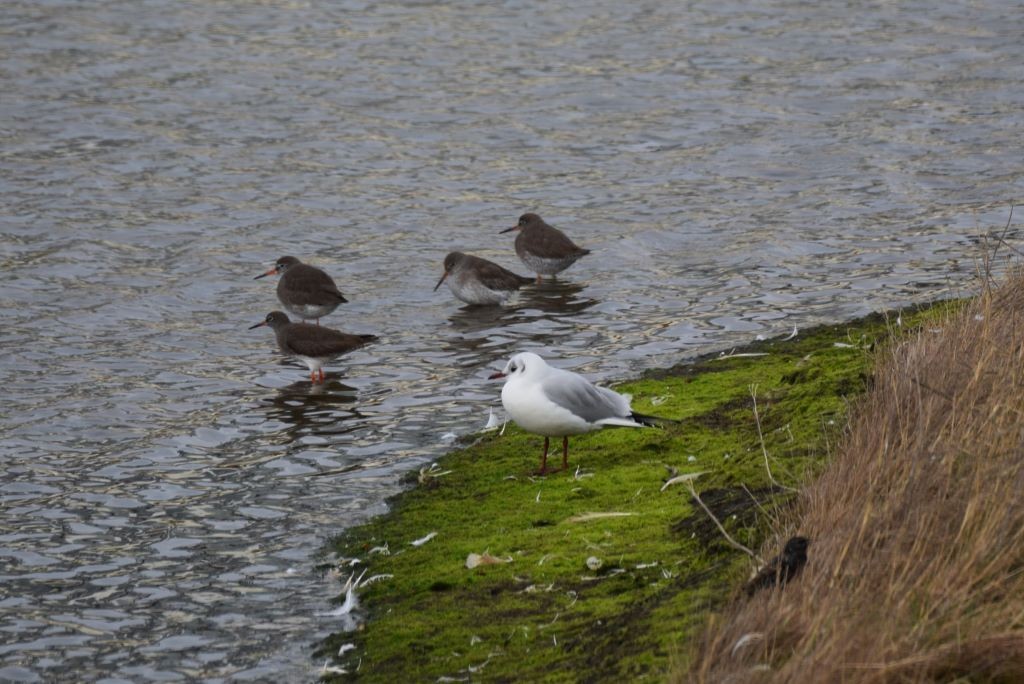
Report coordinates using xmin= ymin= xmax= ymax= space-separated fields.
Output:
xmin=510 ymin=363 xmax=517 ymax=372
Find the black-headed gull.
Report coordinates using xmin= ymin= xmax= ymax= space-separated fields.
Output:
xmin=488 ymin=352 xmax=675 ymax=473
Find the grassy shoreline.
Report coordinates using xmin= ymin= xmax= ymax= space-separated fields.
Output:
xmin=317 ymin=303 xmax=954 ymax=681
xmin=687 ymin=275 xmax=1024 ymax=682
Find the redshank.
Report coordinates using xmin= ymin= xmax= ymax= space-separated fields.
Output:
xmin=433 ymin=251 xmax=533 ymax=305
xmin=249 ymin=311 xmax=377 ymax=384
xmin=499 ymin=213 xmax=590 ymax=283
xmin=254 ymin=256 xmax=347 ymax=325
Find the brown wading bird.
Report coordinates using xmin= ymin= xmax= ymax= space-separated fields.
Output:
xmin=745 ymin=536 xmax=810 ymax=596
xmin=433 ymin=251 xmax=533 ymax=305
xmin=500 ymin=213 xmax=590 ymax=283
xmin=489 ymin=352 xmax=676 ymax=474
xmin=254 ymin=256 xmax=347 ymax=325
xmin=249 ymin=311 xmax=377 ymax=384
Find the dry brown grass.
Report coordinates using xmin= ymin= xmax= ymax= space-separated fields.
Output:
xmin=684 ymin=271 xmax=1024 ymax=683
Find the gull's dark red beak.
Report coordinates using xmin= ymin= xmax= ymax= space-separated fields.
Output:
xmin=488 ymin=371 xmax=506 ymax=380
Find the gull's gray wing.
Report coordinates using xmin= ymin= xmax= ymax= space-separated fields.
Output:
xmin=540 ymin=370 xmax=630 ymax=424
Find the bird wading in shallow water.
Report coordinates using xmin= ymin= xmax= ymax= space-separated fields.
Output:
xmin=489 ymin=352 xmax=676 ymax=474
xmin=433 ymin=251 xmax=533 ymax=305
xmin=249 ymin=311 xmax=377 ymax=384
xmin=500 ymin=213 xmax=590 ymax=283
xmin=745 ymin=536 xmax=810 ymax=597
xmin=254 ymin=256 xmax=347 ymax=325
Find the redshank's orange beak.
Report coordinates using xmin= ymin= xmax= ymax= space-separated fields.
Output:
xmin=499 ymin=226 xmax=517 ymax=234
xmin=488 ymin=371 xmax=506 ymax=380
xmin=253 ymin=267 xmax=278 ymax=280
xmin=248 ymin=320 xmax=268 ymax=329
xmin=433 ymin=270 xmax=449 ymax=291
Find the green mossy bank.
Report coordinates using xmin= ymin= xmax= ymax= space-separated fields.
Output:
xmin=318 ymin=306 xmax=948 ymax=682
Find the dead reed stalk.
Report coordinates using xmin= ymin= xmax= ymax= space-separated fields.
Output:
xmin=684 ymin=271 xmax=1024 ymax=683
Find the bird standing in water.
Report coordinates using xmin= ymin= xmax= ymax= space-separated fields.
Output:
xmin=255 ymin=256 xmax=347 ymax=325
xmin=500 ymin=213 xmax=590 ymax=283
xmin=249 ymin=311 xmax=376 ymax=384
xmin=434 ymin=251 xmax=533 ymax=305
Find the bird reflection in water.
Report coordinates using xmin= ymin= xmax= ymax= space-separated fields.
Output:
xmin=261 ymin=377 xmax=365 ymax=440
xmin=442 ymin=279 xmax=598 ymax=364
xmin=446 ymin=280 xmax=596 ymax=332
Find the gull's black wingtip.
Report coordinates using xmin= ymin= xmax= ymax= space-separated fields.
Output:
xmin=630 ymin=411 xmax=680 ymax=428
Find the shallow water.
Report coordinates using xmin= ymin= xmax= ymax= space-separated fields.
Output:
xmin=1 ymin=0 xmax=1022 ymax=680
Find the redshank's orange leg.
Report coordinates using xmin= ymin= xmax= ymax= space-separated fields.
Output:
xmin=318 ymin=368 xmax=325 ymax=383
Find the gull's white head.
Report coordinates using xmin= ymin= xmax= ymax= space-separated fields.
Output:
xmin=488 ymin=351 xmax=548 ymax=381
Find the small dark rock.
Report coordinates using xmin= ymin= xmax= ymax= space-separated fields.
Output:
xmin=745 ymin=536 xmax=810 ymax=597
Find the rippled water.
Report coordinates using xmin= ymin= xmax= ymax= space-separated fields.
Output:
xmin=2 ymin=0 xmax=1022 ymax=680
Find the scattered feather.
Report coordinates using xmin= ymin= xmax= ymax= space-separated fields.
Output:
xmin=360 ymin=573 xmax=392 ymax=587
xmin=586 ymin=556 xmax=603 ymax=571
xmin=483 ymin=408 xmax=501 ymax=430
xmin=715 ymin=349 xmax=770 ymax=360
xmin=635 ymin=562 xmax=658 ymax=569
xmin=754 ymin=334 xmax=766 ymax=341
xmin=470 ymin=635 xmax=483 ymax=646
xmin=661 ymin=471 xmax=706 ymax=492
xmin=337 ymin=643 xmax=357 ymax=656
xmin=419 ymin=463 xmax=453 ymax=484
xmin=566 ymin=511 xmax=636 ymax=523
xmin=368 ymin=543 xmax=390 ymax=556
xmin=731 ymin=632 xmax=765 ymax=658
xmin=650 ymin=395 xmax=668 ymax=406
xmin=318 ymin=569 xmax=367 ymax=631
xmin=440 ymin=432 xmax=458 ymax=445
xmin=321 ymin=660 xmax=348 ymax=675
xmin=833 ymin=342 xmax=855 ymax=348
xmin=466 ymin=552 xmax=512 ymax=569
xmin=783 ymin=326 xmax=798 ymax=341
xmin=410 ymin=531 xmax=437 ymax=547
xmin=572 ymin=465 xmax=593 ymax=481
